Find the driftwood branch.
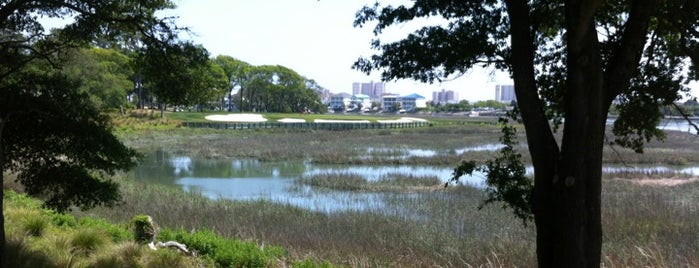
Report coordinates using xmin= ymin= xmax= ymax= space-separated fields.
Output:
xmin=134 ymin=215 xmax=194 ymax=255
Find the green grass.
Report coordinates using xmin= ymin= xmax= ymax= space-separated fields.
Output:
xmin=3 ymin=190 xmax=334 ymax=268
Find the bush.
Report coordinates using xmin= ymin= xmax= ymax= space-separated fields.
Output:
xmin=71 ymin=228 xmax=109 ymax=256
xmin=22 ymin=215 xmax=47 ymax=237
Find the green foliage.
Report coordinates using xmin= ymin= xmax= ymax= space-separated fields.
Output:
xmin=449 ymin=117 xmax=533 ymax=224
xmin=138 ymin=42 xmax=227 ymax=109
xmin=2 ymin=60 xmax=139 ymax=214
xmin=292 ymin=258 xmax=338 ymax=268
xmin=157 ymin=228 xmax=286 ymax=268
xmin=61 ymin=48 xmax=134 ymax=110
xmin=473 ymin=100 xmax=507 ymax=110
xmin=77 ymin=217 xmax=132 ymax=242
xmin=50 ymin=213 xmax=78 ymax=228
xmin=240 ymin=65 xmax=326 ymax=113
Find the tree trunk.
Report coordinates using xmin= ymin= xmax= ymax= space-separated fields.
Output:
xmin=506 ymin=0 xmax=606 ymax=267
xmin=542 ymin=1 xmax=606 ymax=266
xmin=0 ymin=117 xmax=7 ymax=268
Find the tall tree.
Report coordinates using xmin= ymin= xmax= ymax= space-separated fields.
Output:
xmin=137 ymin=43 xmax=228 ymax=116
xmin=242 ymin=65 xmax=324 ymax=113
xmin=0 ymin=1 xmax=189 ymax=265
xmin=213 ymin=55 xmax=252 ymax=111
xmin=354 ymin=1 xmax=698 ymax=267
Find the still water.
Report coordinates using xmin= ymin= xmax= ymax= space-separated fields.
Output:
xmin=132 ymin=147 xmax=495 ymax=213
xmin=132 ymin=140 xmax=699 ymax=214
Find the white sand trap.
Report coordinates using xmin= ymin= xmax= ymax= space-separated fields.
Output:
xmin=377 ymin=117 xmax=428 ymax=123
xmin=205 ymin=113 xmax=268 ymax=122
xmin=314 ymin=119 xmax=371 ymax=123
xmin=278 ymin=118 xmax=306 ymax=123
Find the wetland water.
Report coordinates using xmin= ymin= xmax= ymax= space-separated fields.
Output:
xmin=132 ymin=143 xmax=699 ymax=213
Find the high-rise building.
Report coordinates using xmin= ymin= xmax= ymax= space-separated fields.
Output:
xmin=352 ymin=81 xmax=386 ymax=99
xmin=495 ymin=85 xmax=516 ymax=103
xmin=432 ymin=89 xmax=458 ymax=104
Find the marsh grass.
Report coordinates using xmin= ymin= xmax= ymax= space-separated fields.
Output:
xmin=100 ymin=116 xmax=699 ymax=267
xmin=296 ymin=172 xmax=443 ymax=193
xmin=76 ymin=177 xmax=699 ymax=267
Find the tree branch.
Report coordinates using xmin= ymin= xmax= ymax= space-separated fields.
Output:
xmin=603 ymin=0 xmax=658 ymax=104
xmin=672 ymin=103 xmax=699 ymax=134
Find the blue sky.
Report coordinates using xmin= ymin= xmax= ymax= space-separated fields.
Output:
xmin=166 ymin=0 xmax=514 ymax=101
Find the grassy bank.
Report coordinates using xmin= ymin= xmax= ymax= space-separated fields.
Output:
xmin=4 ymin=189 xmax=340 ymax=268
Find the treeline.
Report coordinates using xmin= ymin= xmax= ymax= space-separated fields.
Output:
xmin=60 ymin=47 xmax=327 ymax=115
xmin=427 ymin=99 xmax=509 ymax=113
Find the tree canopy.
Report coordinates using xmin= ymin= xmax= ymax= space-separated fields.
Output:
xmin=0 ymin=0 xmax=192 ymax=265
xmin=138 ymin=42 xmax=229 ymax=115
xmin=355 ymin=0 xmax=697 ymax=267
xmin=61 ymin=47 xmax=134 ymax=109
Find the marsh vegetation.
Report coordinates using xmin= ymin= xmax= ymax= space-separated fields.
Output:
xmin=73 ymin=115 xmax=699 ymax=266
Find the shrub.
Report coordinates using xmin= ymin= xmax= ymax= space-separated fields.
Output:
xmin=143 ymin=248 xmax=201 ymax=268
xmin=71 ymin=228 xmax=108 ymax=256
xmin=50 ymin=213 xmax=78 ymax=228
xmin=22 ymin=215 xmax=47 ymax=237
xmin=90 ymin=242 xmax=144 ymax=268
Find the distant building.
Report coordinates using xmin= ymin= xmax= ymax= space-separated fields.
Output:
xmin=401 ymin=93 xmax=427 ymax=111
xmin=432 ymin=89 xmax=458 ymax=104
xmin=352 ymin=81 xmax=386 ymax=100
xmin=381 ymin=94 xmax=401 ymax=112
xmin=495 ymin=85 xmax=516 ymax=104
xmin=348 ymin=94 xmax=372 ymax=112
xmin=329 ymin=93 xmax=352 ymax=111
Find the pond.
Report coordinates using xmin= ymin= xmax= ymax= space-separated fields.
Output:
xmin=132 ymin=144 xmax=699 ymax=213
xmin=132 ymin=146 xmax=493 ymax=213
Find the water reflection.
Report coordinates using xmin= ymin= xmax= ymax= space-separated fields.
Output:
xmin=132 ymin=150 xmax=698 ymax=213
xmin=365 ymin=143 xmax=506 ymax=160
xmin=607 ymin=117 xmax=699 ymax=134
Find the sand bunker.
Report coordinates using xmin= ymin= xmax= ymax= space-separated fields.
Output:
xmin=377 ymin=117 xmax=428 ymax=123
xmin=204 ymin=114 xmax=267 ymax=122
xmin=204 ymin=115 xmax=427 ymax=124
xmin=314 ymin=119 xmax=371 ymax=123
xmin=278 ymin=118 xmax=306 ymax=123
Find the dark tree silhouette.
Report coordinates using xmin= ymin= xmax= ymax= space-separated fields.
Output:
xmin=354 ymin=1 xmax=698 ymax=267
xmin=0 ymin=1 xmax=192 ymax=265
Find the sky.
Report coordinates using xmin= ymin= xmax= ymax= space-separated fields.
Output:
xmin=165 ymin=0 xmax=514 ymax=102
xmin=42 ymin=0 xmax=697 ymax=102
